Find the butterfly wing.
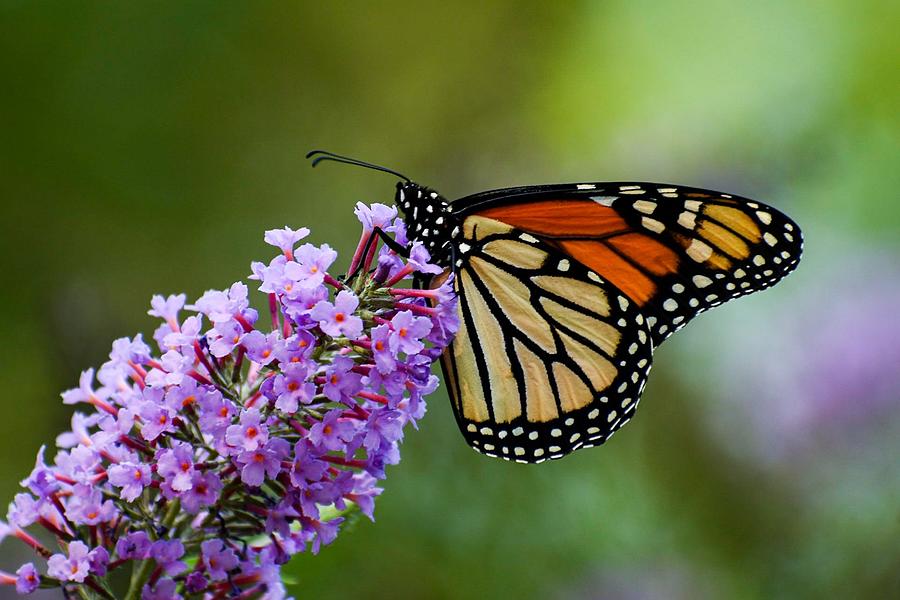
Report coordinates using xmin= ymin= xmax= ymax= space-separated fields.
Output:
xmin=452 ymin=182 xmax=802 ymax=346
xmin=437 ymin=213 xmax=654 ymax=463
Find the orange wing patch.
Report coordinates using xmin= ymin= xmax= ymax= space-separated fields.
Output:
xmin=478 ymin=200 xmax=630 ymax=238
xmin=558 ymin=240 xmax=656 ymax=304
xmin=607 ymin=233 xmax=681 ymax=277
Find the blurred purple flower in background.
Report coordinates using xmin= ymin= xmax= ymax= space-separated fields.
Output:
xmin=691 ymin=254 xmax=900 ymax=466
xmin=0 ymin=205 xmax=457 ymax=598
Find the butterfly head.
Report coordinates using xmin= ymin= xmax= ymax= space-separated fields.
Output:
xmin=304 ymin=151 xmax=456 ymax=263
xmin=395 ymin=181 xmax=455 ymax=263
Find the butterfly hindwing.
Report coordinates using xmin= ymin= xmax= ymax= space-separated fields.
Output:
xmin=440 ymin=214 xmax=654 ymax=462
xmin=453 ymin=182 xmax=802 ymax=347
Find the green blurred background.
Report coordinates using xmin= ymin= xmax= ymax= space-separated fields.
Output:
xmin=1 ymin=2 xmax=898 ymax=598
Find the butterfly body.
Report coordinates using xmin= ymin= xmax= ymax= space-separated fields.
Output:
xmin=391 ymin=179 xmax=802 ymax=463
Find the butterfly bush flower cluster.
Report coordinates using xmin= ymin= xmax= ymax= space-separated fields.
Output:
xmin=0 ymin=204 xmax=457 ymax=599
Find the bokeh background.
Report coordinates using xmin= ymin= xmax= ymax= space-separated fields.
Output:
xmin=1 ymin=2 xmax=898 ymax=598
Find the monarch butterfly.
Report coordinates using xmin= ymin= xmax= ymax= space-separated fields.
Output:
xmin=308 ymin=151 xmax=803 ymax=463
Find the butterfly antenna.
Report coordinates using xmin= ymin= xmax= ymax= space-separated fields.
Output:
xmin=306 ymin=149 xmax=411 ymax=183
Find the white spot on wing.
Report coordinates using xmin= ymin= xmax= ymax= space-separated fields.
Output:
xmin=591 ymin=195 xmax=617 ymax=207
xmin=684 ymin=200 xmax=702 ymax=212
xmin=686 ymin=239 xmax=713 ymax=262
xmin=633 ymin=200 xmax=656 ymax=214
xmin=641 ymin=217 xmax=665 ymax=233
xmin=678 ymin=211 xmax=697 ymax=229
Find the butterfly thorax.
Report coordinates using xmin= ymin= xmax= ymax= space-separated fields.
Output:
xmin=395 ymin=181 xmax=460 ymax=267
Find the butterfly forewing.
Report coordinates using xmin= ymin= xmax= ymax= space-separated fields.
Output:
xmin=440 ymin=214 xmax=654 ymax=463
xmin=454 ymin=182 xmax=803 ymax=346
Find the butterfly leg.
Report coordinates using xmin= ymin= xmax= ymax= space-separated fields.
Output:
xmin=342 ymin=227 xmax=410 ymax=283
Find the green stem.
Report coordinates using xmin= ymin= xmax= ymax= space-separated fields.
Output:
xmin=123 ymin=499 xmax=181 ymax=600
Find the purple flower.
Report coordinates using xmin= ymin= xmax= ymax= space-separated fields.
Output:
xmin=225 ymin=408 xmax=268 ymax=452
xmin=277 ymin=330 xmax=316 ymax=364
xmin=354 ymin=202 xmax=397 ymax=232
xmin=107 ymin=461 xmax=151 ymax=502
xmin=116 ymin=531 xmax=151 ymax=560
xmin=56 ymin=412 xmax=102 ymax=449
xmin=15 ymin=562 xmax=39 ymax=594
xmin=160 ymin=314 xmax=203 ymax=352
xmin=142 ymin=577 xmax=182 ymax=600
xmin=61 ymin=368 xmax=111 ymax=408
xmin=241 ymin=330 xmax=281 ymax=365
xmin=108 ymin=334 xmax=152 ymax=367
xmin=264 ymin=497 xmax=300 ymax=538
xmin=0 ymin=203 xmax=459 ymax=597
xmin=369 ymin=324 xmax=397 ymax=374
xmin=88 ymin=546 xmax=109 ymax=577
xmin=20 ymin=446 xmax=58 ymax=499
xmin=407 ymin=241 xmax=443 ymax=275
xmin=197 ymin=390 xmax=236 ymax=436
xmin=180 ymin=471 xmax=222 ymax=514
xmin=47 ymin=540 xmax=91 ymax=582
xmin=200 ymin=539 xmax=239 ymax=581
xmin=309 ymin=409 xmax=356 ymax=452
xmin=138 ymin=400 xmax=177 ymax=442
xmin=264 ymin=226 xmax=310 ymax=257
xmin=185 ymin=571 xmax=208 ymax=593
xmin=346 ymin=473 xmax=382 ymax=521
xmin=310 ymin=290 xmax=364 ymax=339
xmin=306 ymin=517 xmax=343 ymax=555
xmin=148 ymin=293 xmax=187 ymax=329
xmin=145 ymin=350 xmax=194 ymax=387
xmin=93 ymin=408 xmax=136 ymax=449
xmin=238 ymin=438 xmax=290 ymax=487
xmin=323 ymin=356 xmax=363 ymax=403
xmin=8 ymin=493 xmax=40 ymax=529
xmin=290 ymin=441 xmax=329 ymax=488
xmin=209 ymin=318 xmax=246 ymax=358
xmin=388 ymin=310 xmax=432 ymax=355
xmin=64 ymin=485 xmax=116 ymax=526
xmin=163 ymin=377 xmax=203 ymax=412
xmin=285 ymin=243 xmax=338 ymax=289
xmin=282 ymin=284 xmax=329 ymax=324
xmin=362 ymin=408 xmax=404 ymax=451
xmin=149 ymin=539 xmax=186 ymax=576
xmin=189 ymin=283 xmax=253 ymax=325
xmin=157 ymin=442 xmax=195 ymax=494
xmin=272 ymin=363 xmax=316 ymax=413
